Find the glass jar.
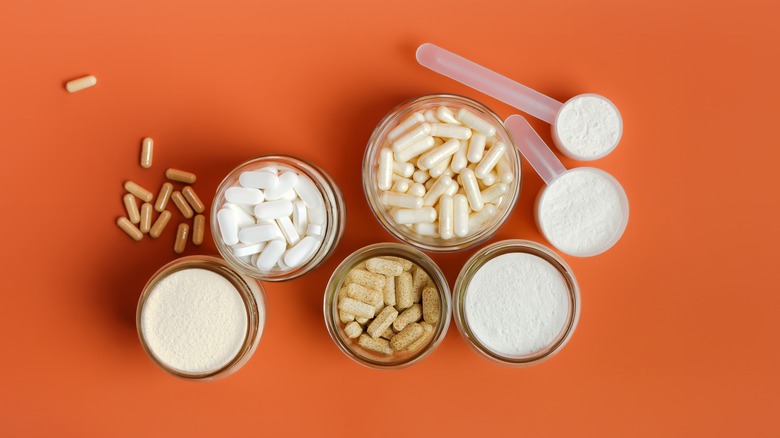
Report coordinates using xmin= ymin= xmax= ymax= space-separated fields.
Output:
xmin=211 ymin=155 xmax=346 ymax=281
xmin=363 ymin=94 xmax=522 ymax=252
xmin=452 ymin=240 xmax=580 ymax=366
xmin=136 ymin=255 xmax=266 ymax=380
xmin=323 ymin=243 xmax=451 ymax=369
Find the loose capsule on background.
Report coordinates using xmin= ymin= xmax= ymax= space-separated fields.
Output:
xmin=65 ymin=75 xmax=97 ymax=93
xmin=124 ymin=181 xmax=153 ymax=203
xmin=358 ymin=334 xmax=392 ymax=355
xmin=182 ymin=186 xmax=205 ymax=214
xmin=140 ymin=137 xmax=153 ymax=169
xmin=171 ymin=191 xmax=194 ymax=219
xmin=390 ymin=322 xmax=424 ymax=350
xmin=192 ymin=214 xmax=205 ymax=245
xmin=155 ymin=182 xmax=173 ymax=212
xmin=367 ymin=306 xmax=398 ymax=338
xmin=123 ymin=193 xmax=140 ymax=224
xmin=174 ymin=223 xmax=189 ymax=254
xmin=457 ymin=108 xmax=496 ymax=136
xmin=150 ymin=210 xmax=172 ymax=239
xmin=344 ymin=321 xmax=363 ymax=339
xmin=165 ymin=168 xmax=197 ymax=184
xmin=366 ymin=257 xmax=404 ymax=276
xmin=139 ymin=203 xmax=153 ymax=233
xmin=117 ymin=217 xmax=143 ymax=241
xmin=393 ymin=304 xmax=422 ymax=332
xmin=338 ymin=297 xmax=376 ymax=319
xmin=395 ymin=271 xmax=414 ymax=310
xmin=422 ymin=285 xmax=440 ymax=324
xmin=387 ymin=112 xmax=424 ymax=142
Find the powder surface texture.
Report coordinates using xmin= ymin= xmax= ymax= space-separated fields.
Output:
xmin=556 ymin=95 xmax=620 ymax=158
xmin=141 ymin=268 xmax=248 ymax=373
xmin=465 ymin=253 xmax=569 ymax=356
xmin=539 ymin=168 xmax=625 ymax=256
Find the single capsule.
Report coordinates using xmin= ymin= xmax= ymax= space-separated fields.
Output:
xmin=124 ymin=181 xmax=153 ymax=203
xmin=392 ymin=122 xmax=432 ymax=152
xmin=459 ymin=169 xmax=483 ymax=212
xmin=65 ymin=75 xmax=97 ymax=93
xmin=475 ymin=141 xmax=507 ymax=179
xmin=139 ymin=202 xmax=153 ymax=233
xmin=393 ymin=161 xmax=414 ymax=178
xmin=171 ymin=191 xmax=194 ymax=218
xmin=182 ymin=186 xmax=205 ymax=214
xmin=387 ymin=112 xmax=425 ymax=142
xmin=453 ymin=194 xmax=469 ymax=237
xmin=140 ymin=137 xmax=153 ymax=169
xmin=123 ymin=193 xmax=140 ymax=224
xmin=419 ymin=138 xmax=460 ymax=170
xmin=438 ymin=195 xmax=454 ymax=239
xmin=174 ymin=223 xmax=189 ymax=254
xmin=467 ymin=132 xmax=487 ymax=163
xmin=165 ymin=168 xmax=197 ymax=184
xmin=393 ymin=207 xmax=436 ymax=225
xmin=457 ymin=108 xmax=496 ymax=136
xmin=430 ymin=123 xmax=472 ymax=140
xmin=256 ymin=239 xmax=286 ymax=271
xmin=117 ymin=217 xmax=143 ymax=241
xmin=377 ymin=148 xmax=393 ymax=191
xmin=435 ymin=106 xmax=461 ymax=125
xmin=381 ymin=192 xmax=423 ymax=209
xmin=149 ymin=210 xmax=172 ymax=239
xmin=155 ymin=182 xmax=173 ymax=212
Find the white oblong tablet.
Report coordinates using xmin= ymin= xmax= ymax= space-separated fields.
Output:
xmin=265 ymin=171 xmax=298 ymax=200
xmin=254 ymin=199 xmax=293 ymax=220
xmin=283 ymin=236 xmax=321 ymax=268
xmin=225 ymin=187 xmax=264 ymax=205
xmin=276 ymin=216 xmax=301 ymax=246
xmin=231 ymin=242 xmax=267 ymax=257
xmin=239 ymin=170 xmax=278 ymax=189
xmin=294 ymin=175 xmax=323 ymax=209
xmin=292 ymin=200 xmax=308 ymax=235
xmin=256 ymin=239 xmax=286 ymax=271
xmin=238 ymin=223 xmax=282 ymax=244
xmin=217 ymin=208 xmax=239 ymax=245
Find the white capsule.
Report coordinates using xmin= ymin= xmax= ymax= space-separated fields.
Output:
xmin=412 ymin=170 xmax=430 ymax=184
xmin=276 ymin=216 xmax=301 ymax=246
xmin=460 ymin=168 xmax=483 ymax=212
xmin=475 ymin=141 xmax=507 ymax=179
xmin=457 ymin=108 xmax=496 ymax=136
xmin=393 ymin=207 xmax=436 ymax=224
xmin=496 ymin=152 xmax=514 ymax=183
xmin=392 ymin=122 xmax=432 ymax=152
xmin=407 ymin=183 xmax=426 ymax=197
xmin=225 ymin=187 xmax=264 ymax=205
xmin=309 ymin=206 xmax=326 ymax=225
xmin=467 ymin=132 xmax=487 ymax=163
xmin=232 ymin=242 xmax=267 ymax=257
xmin=430 ymin=123 xmax=472 ymax=140
xmin=292 ymin=200 xmax=308 ymax=235
xmin=393 ymin=161 xmax=414 ymax=178
xmin=284 ymin=236 xmax=320 ymax=268
xmin=238 ymin=223 xmax=282 ymax=244
xmin=306 ymin=223 xmax=323 ymax=237
xmin=451 ymin=139 xmax=469 ymax=173
xmin=217 ymin=208 xmax=240 ymax=245
xmin=435 ymin=106 xmax=461 ymax=125
xmin=256 ymin=239 xmax=286 ymax=271
xmin=264 ymin=171 xmax=298 ymax=200
xmin=381 ymin=192 xmax=424 ymax=209
xmin=413 ymin=222 xmax=438 ymax=236
xmin=377 ymin=148 xmax=393 ymax=191
xmin=387 ymin=112 xmax=425 ymax=142
xmin=420 ymin=109 xmax=435 ymax=123
xmin=444 ymin=181 xmax=459 ymax=197
xmin=480 ymin=171 xmax=498 ymax=187
xmin=239 ymin=170 xmax=278 ymax=189
xmin=438 ymin=195 xmax=454 ymax=239
xmin=394 ymin=136 xmax=435 ymax=162
xmin=254 ymin=199 xmax=293 ymax=220
xmin=469 ymin=203 xmax=497 ymax=230
xmin=419 ymin=138 xmax=460 ymax=170
xmin=428 ymin=156 xmax=451 ymax=178
xmin=481 ymin=183 xmax=509 ymax=204
xmin=453 ymin=194 xmax=470 ymax=237
xmin=422 ymin=175 xmax=453 ymax=207
xmin=294 ymin=174 xmax=323 ymax=209
xmin=65 ymin=75 xmax=97 ymax=93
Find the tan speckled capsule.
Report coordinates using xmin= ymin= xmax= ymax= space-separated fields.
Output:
xmin=406 ymin=322 xmax=434 ymax=351
xmin=174 ymin=223 xmax=189 ymax=254
xmin=381 ymin=327 xmax=395 ymax=340
xmin=344 ymin=321 xmax=363 ymax=339
xmin=339 ymin=311 xmax=355 ymax=324
xmin=155 ymin=182 xmax=174 ymax=212
xmin=347 ymin=268 xmax=386 ymax=291
xmin=358 ymin=334 xmax=392 ymax=355
xmin=149 ymin=210 xmax=172 ymax=238
xmin=123 ymin=193 xmax=140 ymax=224
xmin=124 ymin=181 xmax=153 ymax=203
xmin=395 ymin=271 xmax=414 ymax=310
xmin=412 ymin=266 xmax=431 ymax=303
xmin=365 ymin=257 xmax=404 ymax=276
xmin=139 ymin=203 xmax=153 ymax=233
xmin=182 ymin=186 xmax=205 ymax=214
xmin=422 ymin=285 xmax=440 ymax=323
xmin=390 ymin=322 xmax=424 ymax=350
xmin=117 ymin=217 xmax=143 ymax=241
xmin=346 ymin=283 xmax=382 ymax=307
xmin=383 ymin=274 xmax=396 ymax=306
xmin=367 ymin=306 xmax=398 ymax=338
xmin=381 ymin=256 xmax=413 ymax=271
xmin=192 ymin=214 xmax=205 ymax=245
xmin=165 ymin=168 xmax=197 ymax=184
xmin=171 ymin=191 xmax=193 ymax=219
xmin=338 ymin=297 xmax=375 ymax=319
xmin=393 ymin=303 xmax=422 ymax=332
xmin=356 ymin=316 xmax=369 ymax=325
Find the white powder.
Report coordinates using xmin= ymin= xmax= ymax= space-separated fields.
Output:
xmin=555 ymin=95 xmax=621 ymax=159
xmin=465 ymin=253 xmax=569 ymax=357
xmin=538 ymin=168 xmax=626 ymax=256
xmin=141 ymin=268 xmax=248 ymax=373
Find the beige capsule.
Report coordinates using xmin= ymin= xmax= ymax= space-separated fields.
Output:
xmin=154 ymin=182 xmax=174 ymax=212
xmin=165 ymin=168 xmax=197 ymax=184
xmin=365 ymin=257 xmax=404 ymax=276
xmin=117 ymin=217 xmax=143 ymax=241
xmin=65 ymin=75 xmax=97 ymax=93
xmin=346 ymin=268 xmax=386 ymax=291
xmin=422 ymin=285 xmax=440 ymax=324
xmin=124 ymin=181 xmax=153 ymax=203
xmin=358 ymin=334 xmax=392 ymax=355
xmin=382 ymin=274 xmax=396 ymax=306
xmin=393 ymin=303 xmax=422 ymax=332
xmin=381 ymin=327 xmax=395 ymax=340
xmin=395 ymin=271 xmax=414 ymax=310
xmin=412 ymin=266 xmax=431 ymax=303
xmin=139 ymin=203 xmax=153 ymax=233
xmin=344 ymin=321 xmax=363 ymax=339
xmin=174 ymin=223 xmax=189 ymax=254
xmin=406 ymin=322 xmax=434 ymax=351
xmin=367 ymin=306 xmax=398 ymax=339
xmin=346 ymin=283 xmax=383 ymax=307
xmin=339 ymin=311 xmax=355 ymax=324
xmin=356 ymin=316 xmax=369 ymax=325
xmin=171 ymin=191 xmax=193 ymax=219
xmin=149 ymin=210 xmax=172 ymax=238
xmin=140 ymin=137 xmax=153 ymax=169
xmin=337 ymin=297 xmax=375 ymax=319
xmin=182 ymin=186 xmax=205 ymax=214
xmin=192 ymin=214 xmax=205 ymax=245
xmin=123 ymin=193 xmax=140 ymax=224
xmin=390 ymin=322 xmax=424 ymax=350
xmin=381 ymin=256 xmax=413 ymax=271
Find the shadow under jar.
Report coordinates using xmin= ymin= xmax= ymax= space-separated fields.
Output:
xmin=211 ymin=155 xmax=346 ymax=282
xmin=452 ymin=240 xmax=580 ymax=367
xmin=323 ymin=243 xmax=451 ymax=370
xmin=363 ymin=94 xmax=522 ymax=252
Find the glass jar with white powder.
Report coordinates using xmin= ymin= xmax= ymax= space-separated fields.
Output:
xmin=137 ymin=256 xmax=266 ymax=380
xmin=452 ymin=240 xmax=580 ymax=366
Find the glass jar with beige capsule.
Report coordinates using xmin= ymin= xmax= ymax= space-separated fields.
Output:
xmin=211 ymin=155 xmax=346 ymax=281
xmin=323 ymin=243 xmax=451 ymax=369
xmin=363 ymin=94 xmax=522 ymax=252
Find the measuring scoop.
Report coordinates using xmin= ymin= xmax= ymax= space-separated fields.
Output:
xmin=504 ymin=115 xmax=629 ymax=257
xmin=417 ymin=43 xmax=623 ymax=161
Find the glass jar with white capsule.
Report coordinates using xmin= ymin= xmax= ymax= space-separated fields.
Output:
xmin=211 ymin=155 xmax=346 ymax=281
xmin=363 ymin=94 xmax=522 ymax=252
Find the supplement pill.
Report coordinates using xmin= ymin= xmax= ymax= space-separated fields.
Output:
xmin=165 ymin=168 xmax=197 ymax=184
xmin=239 ymin=170 xmax=278 ymax=189
xmin=393 ymin=207 xmax=436 ymax=225
xmin=65 ymin=75 xmax=97 ymax=93
xmin=366 ymin=257 xmax=404 ymax=276
xmin=276 ymin=216 xmax=300 ymax=246
xmin=264 ymin=171 xmax=298 ymax=201
xmin=451 ymin=139 xmax=469 ymax=173
xmin=155 ymin=182 xmax=174 ymax=212
xmin=283 ymin=235 xmax=320 ymax=268
xmin=453 ymin=194 xmax=469 ymax=237
xmin=406 ymin=322 xmax=434 ymax=351
xmin=150 ymin=210 xmax=172 ymax=239
xmin=192 ymin=214 xmax=205 ymax=245
xmin=467 ymin=132 xmax=487 ymax=163
xmin=475 ymin=141 xmax=507 ymax=179
xmin=422 ymin=286 xmax=440 ymax=323
xmin=347 ymin=269 xmax=387 ymax=292
xmin=294 ymin=175 xmax=324 ymax=209
xmin=367 ymin=306 xmax=398 ymax=339
xmin=377 ymin=148 xmax=393 ymax=191
xmin=460 ymin=169 xmax=483 ymax=212
xmin=390 ymin=322 xmax=424 ymax=350
xmin=256 ymin=239 xmax=286 ymax=271
xmin=171 ymin=191 xmax=194 ymax=219
xmin=124 ymin=181 xmax=153 ymax=203
xmin=217 ymin=208 xmax=240 ymax=245
xmin=392 ymin=303 xmax=422 ymax=332
xmin=381 ymin=192 xmax=423 ymax=209
xmin=392 ymin=122 xmax=432 ymax=152
xmin=254 ymin=199 xmax=294 ymax=220
xmin=419 ymin=138 xmax=460 ymax=170
xmin=182 ymin=186 xmax=205 ymax=214
xmin=344 ymin=321 xmax=363 ymax=339
xmin=357 ymin=334 xmax=392 ymax=355
xmin=438 ymin=195 xmax=454 ymax=239
xmin=394 ymin=136 xmax=435 ymax=162
xmin=435 ymin=106 xmax=461 ymax=125
xmin=430 ymin=123 xmax=472 ymax=140
xmin=395 ymin=271 xmax=414 ymax=310
xmin=393 ymin=161 xmax=414 ymax=178
xmin=469 ymin=203 xmax=497 ymax=230
xmin=338 ymin=297 xmax=376 ymax=319
xmin=225 ymin=187 xmax=264 ymax=205
xmin=139 ymin=202 xmax=153 ymax=233
xmin=457 ymin=108 xmax=496 ymax=136
xmin=123 ymin=193 xmax=141 ymax=224
xmin=346 ymin=283 xmax=383 ymax=306
xmin=140 ymin=137 xmax=153 ymax=169
xmin=117 ymin=217 xmax=143 ymax=241
xmin=238 ymin=223 xmax=282 ymax=244
xmin=174 ymin=223 xmax=189 ymax=254
xmin=387 ymin=112 xmax=425 ymax=142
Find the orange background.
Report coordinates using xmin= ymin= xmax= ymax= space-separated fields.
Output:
xmin=1 ymin=0 xmax=778 ymax=435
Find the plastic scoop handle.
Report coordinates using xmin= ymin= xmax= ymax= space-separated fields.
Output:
xmin=505 ymin=115 xmax=566 ymax=185
xmin=416 ymin=43 xmax=562 ymax=124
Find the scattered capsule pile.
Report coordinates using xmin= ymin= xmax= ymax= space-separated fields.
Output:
xmin=377 ymin=106 xmax=514 ymax=240
xmin=337 ymin=256 xmax=440 ymax=355
xmin=216 ymin=165 xmax=327 ymax=272
xmin=116 ymin=137 xmax=206 ymax=254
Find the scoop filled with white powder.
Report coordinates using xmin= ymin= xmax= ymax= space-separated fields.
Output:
xmin=553 ymin=94 xmax=622 ymax=160
xmin=139 ymin=267 xmax=249 ymax=375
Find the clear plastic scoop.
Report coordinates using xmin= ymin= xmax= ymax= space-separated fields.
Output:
xmin=416 ymin=43 xmax=623 ymax=161
xmin=504 ymin=115 xmax=629 ymax=257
